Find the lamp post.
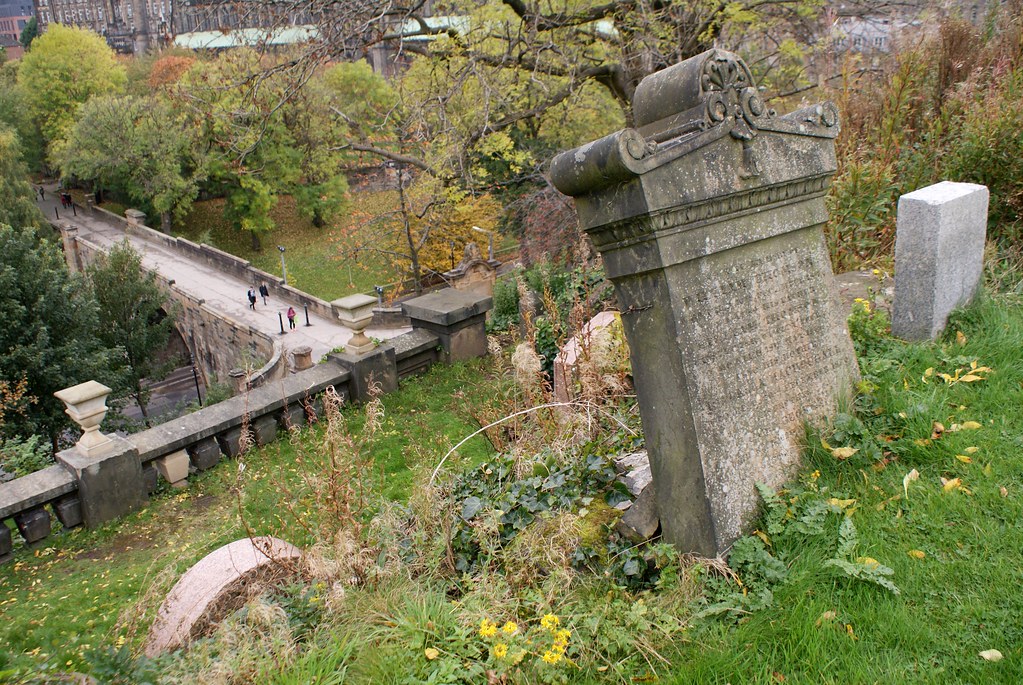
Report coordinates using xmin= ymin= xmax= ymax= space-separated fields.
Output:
xmin=189 ymin=352 xmax=203 ymax=406
xmin=472 ymin=225 xmax=494 ymax=260
xmin=277 ymin=245 xmax=288 ymax=285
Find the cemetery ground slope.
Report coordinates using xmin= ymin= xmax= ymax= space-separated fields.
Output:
xmin=0 ymin=294 xmax=1022 ymax=682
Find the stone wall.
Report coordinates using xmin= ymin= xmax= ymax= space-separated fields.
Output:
xmin=0 ymin=291 xmax=490 ymax=560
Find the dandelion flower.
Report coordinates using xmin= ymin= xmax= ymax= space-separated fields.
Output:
xmin=542 ymin=650 xmax=562 ymax=665
xmin=501 ymin=621 xmax=518 ymax=635
xmin=493 ymin=642 xmax=508 ymax=659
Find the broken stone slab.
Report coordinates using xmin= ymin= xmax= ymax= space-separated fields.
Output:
xmin=615 ymin=485 xmax=660 ymax=544
xmin=611 ymin=450 xmax=653 ymax=498
xmin=145 ymin=536 xmax=302 ymax=657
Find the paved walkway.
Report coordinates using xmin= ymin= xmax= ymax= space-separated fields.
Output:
xmin=37 ymin=185 xmax=408 ymax=363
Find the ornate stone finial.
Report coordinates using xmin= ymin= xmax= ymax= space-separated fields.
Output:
xmin=462 ymin=241 xmax=483 ymax=264
xmin=550 ymin=48 xmax=839 ymax=200
xmin=54 ymin=381 xmax=113 ymax=457
xmin=331 ymin=294 xmax=378 ymax=355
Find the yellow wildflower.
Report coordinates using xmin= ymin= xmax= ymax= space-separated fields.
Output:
xmin=501 ymin=621 xmax=518 ymax=635
xmin=554 ymin=628 xmax=571 ymax=643
xmin=542 ymin=650 xmax=562 ymax=665
xmin=479 ymin=619 xmax=498 ymax=638
xmin=493 ymin=642 xmax=508 ymax=659
xmin=540 ymin=613 xmax=560 ymax=631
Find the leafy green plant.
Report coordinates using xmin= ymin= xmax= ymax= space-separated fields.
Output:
xmin=0 ymin=434 xmax=51 ymax=477
xmin=488 ymin=276 xmax=520 ymax=332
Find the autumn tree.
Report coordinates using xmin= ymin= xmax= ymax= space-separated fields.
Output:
xmin=56 ymin=95 xmax=207 ymax=231
xmin=171 ymin=49 xmax=354 ymax=248
xmin=16 ymin=24 xmax=125 ymax=160
xmin=87 ymin=241 xmax=177 ymax=426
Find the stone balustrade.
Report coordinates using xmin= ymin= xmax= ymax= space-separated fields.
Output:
xmin=0 ymin=289 xmax=491 ymax=562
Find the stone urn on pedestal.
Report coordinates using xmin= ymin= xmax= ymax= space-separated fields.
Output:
xmin=53 ymin=380 xmax=113 ymax=457
xmin=331 ymin=293 xmax=378 ymax=355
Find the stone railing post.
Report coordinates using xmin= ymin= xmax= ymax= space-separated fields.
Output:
xmin=550 ymin=49 xmax=858 ymax=555
xmin=402 ymin=290 xmax=493 ymax=362
xmin=53 ymin=381 xmax=145 ymax=527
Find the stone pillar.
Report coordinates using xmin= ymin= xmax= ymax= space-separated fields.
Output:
xmin=550 ymin=49 xmax=858 ymax=555
xmin=57 ymin=223 xmax=81 ymax=273
xmin=892 ymin=181 xmax=989 ymax=341
xmin=292 ymin=345 xmax=314 ymax=371
xmin=54 ymin=381 xmax=146 ymax=527
xmin=402 ymin=289 xmax=493 ymax=362
xmin=228 ymin=368 xmax=248 ymax=394
xmin=125 ymin=208 xmax=146 ymax=227
xmin=329 ymin=346 xmax=398 ymax=403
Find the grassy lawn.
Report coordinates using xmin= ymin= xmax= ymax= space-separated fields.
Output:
xmin=2 ymin=294 xmax=1022 ymax=683
xmin=0 ymin=360 xmax=506 ymax=677
xmin=172 ymin=192 xmax=402 ymax=301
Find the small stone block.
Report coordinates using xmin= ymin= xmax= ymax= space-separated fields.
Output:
xmin=216 ymin=427 xmax=247 ymax=458
xmin=252 ymin=415 xmax=278 ymax=446
xmin=188 ymin=438 xmax=221 ymax=471
xmin=156 ymin=450 xmax=190 ymax=487
xmin=143 ymin=464 xmax=159 ymax=493
xmin=893 ymin=181 xmax=989 ymax=341
xmin=0 ymin=524 xmax=12 ymax=557
xmin=53 ymin=495 xmax=83 ymax=529
xmin=280 ymin=404 xmax=306 ymax=431
xmin=14 ymin=507 xmax=51 ymax=544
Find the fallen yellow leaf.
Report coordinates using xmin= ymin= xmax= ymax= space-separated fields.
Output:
xmin=1000 ymin=486 xmax=1008 ymax=497
xmin=955 ymin=455 xmax=973 ymax=464
xmin=942 ymin=477 xmax=962 ymax=492
xmin=816 ymin=610 xmax=837 ymax=626
xmin=956 ymin=331 xmax=967 ymax=345
xmin=979 ymin=649 xmax=1003 ymax=662
xmin=424 ymin=647 xmax=440 ymax=660
xmin=961 ymin=421 xmax=982 ymax=430
xmin=965 ymin=446 xmax=979 ymax=454
xmin=831 ymin=446 xmax=859 ymax=460
xmin=903 ymin=468 xmax=920 ymax=497
xmin=856 ymin=556 xmax=880 ymax=568
xmin=907 ymin=549 xmax=926 ymax=559
xmin=828 ymin=498 xmax=857 ymax=510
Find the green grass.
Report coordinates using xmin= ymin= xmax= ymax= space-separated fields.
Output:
xmin=0 ymin=360 xmax=506 ymax=676
xmin=173 ymin=193 xmax=401 ymax=301
xmin=670 ymin=292 xmax=1023 ymax=684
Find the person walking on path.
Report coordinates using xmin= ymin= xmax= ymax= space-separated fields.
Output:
xmin=259 ymin=282 xmax=269 ymax=305
xmin=287 ymin=306 xmax=296 ymax=330
xmin=38 ymin=186 xmax=44 ymax=200
xmin=247 ymin=288 xmax=257 ymax=310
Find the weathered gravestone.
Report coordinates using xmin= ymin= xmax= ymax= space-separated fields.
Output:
xmin=550 ymin=49 xmax=859 ymax=555
xmin=891 ymin=181 xmax=989 ymax=341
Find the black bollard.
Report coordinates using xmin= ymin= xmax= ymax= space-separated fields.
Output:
xmin=71 ymin=203 xmax=76 ymax=216
xmin=54 ymin=207 xmax=59 ymax=219
xmin=278 ymin=312 xmax=286 ymax=335
xmin=304 ymin=304 xmax=311 ymax=326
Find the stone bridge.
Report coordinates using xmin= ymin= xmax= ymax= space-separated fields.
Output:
xmin=40 ymin=188 xmax=409 ymax=389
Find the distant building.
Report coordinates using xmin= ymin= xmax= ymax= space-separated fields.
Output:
xmin=0 ymin=0 xmax=32 ymax=55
